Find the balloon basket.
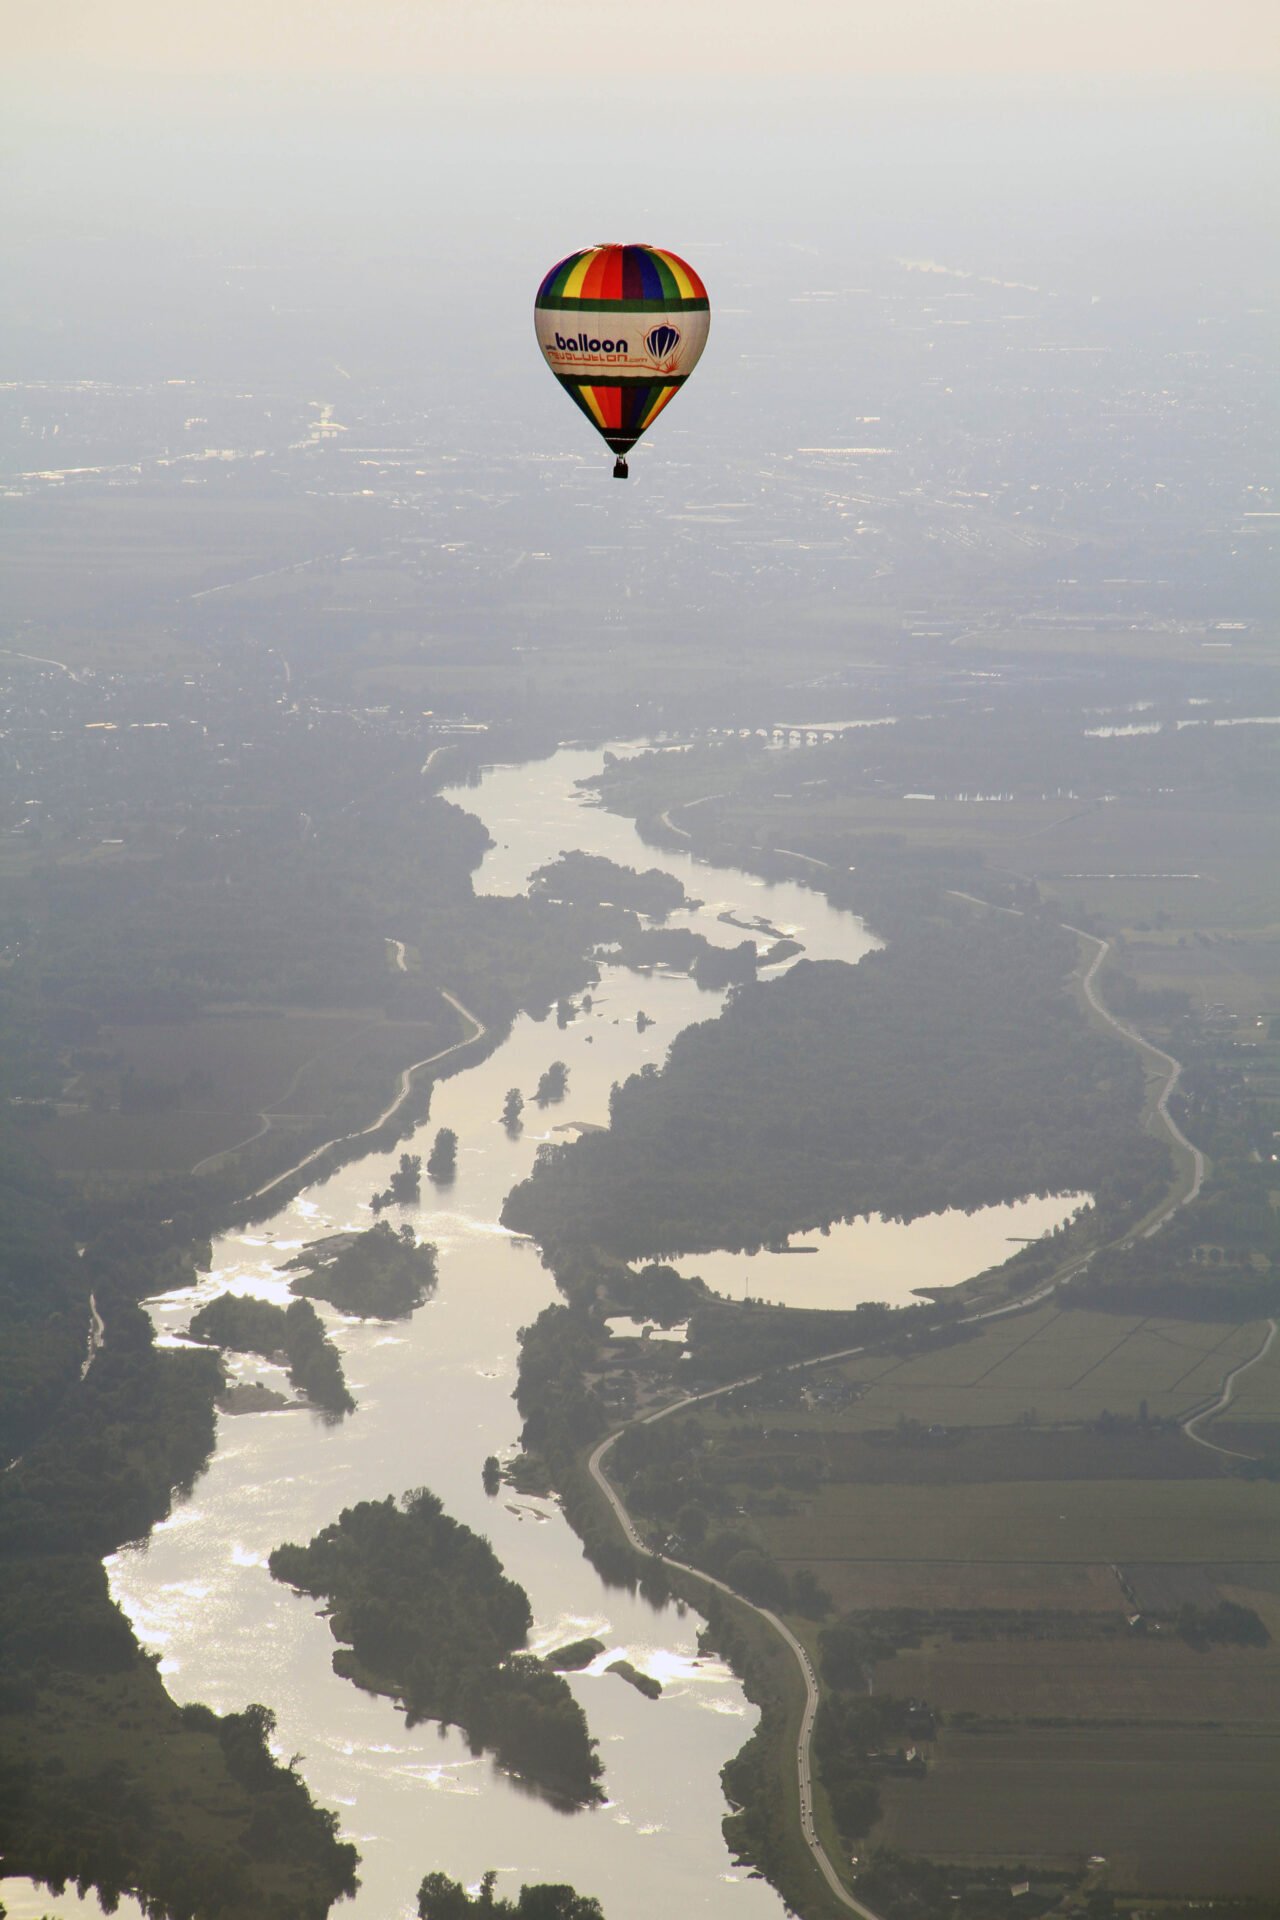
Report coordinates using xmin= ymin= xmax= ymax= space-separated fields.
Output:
xmin=612 ymin=457 xmax=629 ymax=480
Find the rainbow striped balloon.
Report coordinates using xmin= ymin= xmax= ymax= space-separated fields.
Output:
xmin=534 ymin=244 xmax=710 ymax=478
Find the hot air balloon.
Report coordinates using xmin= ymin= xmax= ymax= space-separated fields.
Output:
xmin=534 ymin=244 xmax=710 ymax=478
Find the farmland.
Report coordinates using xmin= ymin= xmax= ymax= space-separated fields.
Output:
xmin=702 ymin=1304 xmax=1275 ymax=1432
xmin=874 ymin=1724 xmax=1280 ymax=1895
xmin=679 ymin=1288 xmax=1280 ymax=1893
xmin=34 ymin=1007 xmax=448 ymax=1180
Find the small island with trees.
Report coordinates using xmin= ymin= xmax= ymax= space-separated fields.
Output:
xmin=371 ymin=1151 xmax=422 ymax=1211
xmin=187 ymin=1292 xmax=355 ymax=1417
xmin=534 ymin=1061 xmax=569 ymax=1107
xmin=530 ymin=849 xmax=694 ymax=920
xmin=426 ymin=1126 xmax=459 ymax=1182
xmin=269 ymin=1487 xmax=604 ymax=1807
xmin=284 ymin=1221 xmax=438 ymax=1318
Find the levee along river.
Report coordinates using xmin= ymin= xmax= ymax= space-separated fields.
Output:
xmin=19 ymin=744 xmax=1067 ymax=1920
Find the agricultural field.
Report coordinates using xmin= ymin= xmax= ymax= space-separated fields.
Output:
xmin=764 ymin=1475 xmax=1279 ymax=1569
xmin=35 ymin=1007 xmax=445 ymax=1179
xmin=873 ymin=1724 xmax=1280 ymax=1896
xmin=707 ymin=1304 xmax=1275 ymax=1432
xmin=688 ymin=1288 xmax=1280 ymax=1895
xmin=878 ymin=1626 xmax=1280 ymax=1725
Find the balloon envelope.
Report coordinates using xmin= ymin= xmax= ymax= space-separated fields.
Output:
xmin=534 ymin=244 xmax=710 ymax=469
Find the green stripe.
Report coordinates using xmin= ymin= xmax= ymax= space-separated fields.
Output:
xmin=535 ymin=294 xmax=709 ymax=314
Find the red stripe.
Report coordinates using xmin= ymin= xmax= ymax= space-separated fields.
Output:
xmin=593 ymin=385 xmax=623 ymax=431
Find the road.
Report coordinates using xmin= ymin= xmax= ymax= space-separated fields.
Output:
xmin=1066 ymin=923 xmax=1206 ymax=1224
xmin=588 ymin=1410 xmax=882 ymax=1920
xmin=243 ymin=989 xmax=486 ymax=1203
xmin=658 ymin=792 xmax=725 ymax=840
xmin=946 ymin=892 xmax=1206 ymax=1229
xmin=1182 ymin=1317 xmax=1278 ymax=1460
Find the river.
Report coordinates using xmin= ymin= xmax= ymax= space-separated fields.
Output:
xmin=12 ymin=745 xmax=1071 ymax=1920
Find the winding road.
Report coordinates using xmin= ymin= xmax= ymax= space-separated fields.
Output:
xmin=1182 ymin=1317 xmax=1278 ymax=1460
xmin=581 ymin=877 xmax=1220 ymax=1917
xmin=589 ymin=1403 xmax=881 ymax=1920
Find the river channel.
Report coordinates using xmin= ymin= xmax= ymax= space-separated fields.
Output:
xmin=14 ymin=745 xmax=1070 ymax=1920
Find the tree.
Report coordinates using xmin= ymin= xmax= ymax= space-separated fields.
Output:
xmin=502 ymin=1088 xmax=524 ymax=1131
xmin=534 ymin=1062 xmax=568 ymax=1107
xmin=426 ymin=1128 xmax=458 ymax=1182
xmin=418 ymin=1872 xmax=474 ymax=1920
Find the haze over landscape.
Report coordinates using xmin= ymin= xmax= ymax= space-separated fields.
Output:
xmin=1 ymin=6 xmax=1278 ymax=1920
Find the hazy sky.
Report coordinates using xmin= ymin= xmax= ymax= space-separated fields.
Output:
xmin=7 ymin=0 xmax=1278 ymax=77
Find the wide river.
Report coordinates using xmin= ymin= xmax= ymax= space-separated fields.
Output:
xmin=4 ymin=745 xmax=1076 ymax=1920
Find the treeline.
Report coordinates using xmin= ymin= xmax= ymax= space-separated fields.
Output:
xmin=418 ymin=1871 xmax=604 ymax=1919
xmin=513 ymin=1304 xmax=638 ymax=1587
xmin=504 ymin=914 xmax=1167 ymax=1257
xmin=269 ymin=1488 xmax=603 ymax=1806
xmin=188 ymin=1293 xmax=354 ymax=1417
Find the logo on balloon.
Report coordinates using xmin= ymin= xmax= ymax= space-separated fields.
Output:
xmin=644 ymin=324 xmax=682 ymax=371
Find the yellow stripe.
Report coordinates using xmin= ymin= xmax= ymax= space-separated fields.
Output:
xmin=638 ymin=384 xmax=679 ymax=432
xmin=580 ymin=386 xmax=608 ymax=429
xmin=562 ymin=253 xmax=596 ymax=299
xmin=654 ymin=250 xmax=695 ymax=300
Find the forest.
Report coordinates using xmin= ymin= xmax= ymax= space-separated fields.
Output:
xmin=504 ymin=912 xmax=1168 ymax=1256
xmin=268 ymin=1488 xmax=604 ymax=1806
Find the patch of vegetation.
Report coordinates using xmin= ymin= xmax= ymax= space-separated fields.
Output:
xmin=188 ymin=1292 xmax=354 ymax=1417
xmin=543 ymin=1637 xmax=604 ymax=1672
xmin=606 ymin=1659 xmax=661 ymax=1699
xmin=285 ymin=1222 xmax=437 ymax=1318
xmin=268 ymin=1488 xmax=603 ymax=1806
